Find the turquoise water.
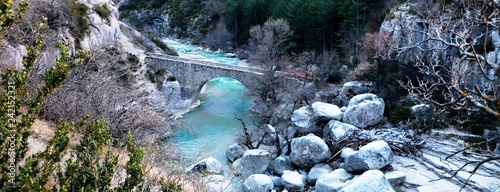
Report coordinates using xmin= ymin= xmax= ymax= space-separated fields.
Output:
xmin=162 ymin=38 xmax=247 ymax=66
xmin=173 ymin=78 xmax=256 ymax=164
xmin=163 ymin=38 xmax=257 ymax=164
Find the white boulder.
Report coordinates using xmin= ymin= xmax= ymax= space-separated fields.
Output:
xmin=315 ymin=168 xmax=354 ymax=192
xmin=342 ymin=140 xmax=393 ymax=172
xmin=290 ymin=134 xmax=331 ymax=169
xmin=186 ymin=157 xmax=223 ymax=175
xmin=323 ymin=120 xmax=360 ymax=145
xmin=307 ymin=163 xmax=333 ymax=184
xmin=339 ymin=170 xmax=395 ymax=192
xmin=233 ymin=149 xmax=271 ymax=178
xmin=311 ymin=101 xmax=343 ymax=121
xmin=243 ymin=174 xmax=274 ymax=192
xmin=226 ymin=144 xmax=245 ymax=162
xmin=281 ymin=170 xmax=306 ymax=191
xmin=343 ymin=93 xmax=385 ymax=128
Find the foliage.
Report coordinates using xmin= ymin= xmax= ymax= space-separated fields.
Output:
xmin=152 ymin=38 xmax=179 ymax=56
xmin=93 ymin=4 xmax=111 ymax=22
xmin=61 ymin=0 xmax=90 ymax=41
xmin=0 ymin=0 xmax=28 ymax=36
xmin=0 ymin=6 xmax=182 ymax=190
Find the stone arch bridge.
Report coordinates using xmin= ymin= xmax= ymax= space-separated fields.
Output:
xmin=146 ymin=53 xmax=302 ymax=101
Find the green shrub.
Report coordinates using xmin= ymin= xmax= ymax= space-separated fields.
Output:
xmin=146 ymin=70 xmax=157 ymax=83
xmin=93 ymin=4 xmax=111 ymax=21
xmin=62 ymin=1 xmax=90 ymax=40
xmin=152 ymin=38 xmax=179 ymax=56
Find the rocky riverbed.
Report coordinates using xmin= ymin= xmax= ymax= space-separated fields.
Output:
xmin=181 ymin=86 xmax=500 ymax=192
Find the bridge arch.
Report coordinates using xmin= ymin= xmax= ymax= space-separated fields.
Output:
xmin=146 ymin=54 xmax=264 ymax=102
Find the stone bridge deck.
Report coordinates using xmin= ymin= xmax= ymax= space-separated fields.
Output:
xmin=145 ymin=53 xmax=302 ymax=101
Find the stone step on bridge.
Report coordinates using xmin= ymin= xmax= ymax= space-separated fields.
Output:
xmin=145 ymin=53 xmax=302 ymax=102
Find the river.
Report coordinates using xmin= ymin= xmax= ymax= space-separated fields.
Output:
xmin=162 ymin=38 xmax=258 ymax=165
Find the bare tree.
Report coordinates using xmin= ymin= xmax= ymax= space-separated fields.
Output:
xmin=386 ymin=0 xmax=500 ymax=122
xmin=249 ymin=18 xmax=294 ymax=65
xmin=385 ymin=0 xmax=500 ymax=187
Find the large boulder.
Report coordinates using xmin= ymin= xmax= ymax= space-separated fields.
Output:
xmin=323 ymin=120 xmax=360 ymax=145
xmin=226 ymin=144 xmax=246 ymax=162
xmin=273 ymin=156 xmax=294 ymax=175
xmin=315 ymin=168 xmax=354 ymax=192
xmin=307 ymin=163 xmax=333 ymax=184
xmin=281 ymin=170 xmax=306 ymax=191
xmin=311 ymin=102 xmax=343 ymax=122
xmin=342 ymin=140 xmax=393 ymax=172
xmin=339 ymin=170 xmax=395 ymax=192
xmin=186 ymin=157 xmax=223 ymax=175
xmin=243 ymin=174 xmax=274 ymax=192
xmin=290 ymin=134 xmax=331 ymax=169
xmin=233 ymin=149 xmax=271 ymax=178
xmin=343 ymin=93 xmax=385 ymax=128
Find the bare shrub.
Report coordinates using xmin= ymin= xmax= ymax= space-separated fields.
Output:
xmin=203 ymin=21 xmax=234 ymax=50
xmin=249 ymin=18 xmax=294 ymax=65
xmin=41 ymin=44 xmax=173 ymax=145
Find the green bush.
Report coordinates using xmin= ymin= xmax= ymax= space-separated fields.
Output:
xmin=63 ymin=1 xmax=90 ymax=40
xmin=152 ymin=38 xmax=179 ymax=56
xmin=146 ymin=70 xmax=157 ymax=83
xmin=93 ymin=4 xmax=111 ymax=21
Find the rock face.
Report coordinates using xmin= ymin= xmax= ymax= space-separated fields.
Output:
xmin=186 ymin=158 xmax=223 ymax=175
xmin=243 ymin=174 xmax=274 ymax=192
xmin=290 ymin=134 xmax=331 ymax=169
xmin=323 ymin=120 xmax=360 ymax=145
xmin=233 ymin=149 xmax=271 ymax=178
xmin=273 ymin=156 xmax=294 ymax=175
xmin=311 ymin=102 xmax=343 ymax=122
xmin=342 ymin=140 xmax=393 ymax=172
xmin=343 ymin=93 xmax=385 ymax=128
xmin=307 ymin=163 xmax=333 ymax=184
xmin=281 ymin=170 xmax=306 ymax=191
xmin=315 ymin=168 xmax=354 ymax=192
xmin=82 ymin=3 xmax=122 ymax=50
xmin=226 ymin=144 xmax=246 ymax=162
xmin=339 ymin=170 xmax=395 ymax=192
xmin=339 ymin=81 xmax=376 ymax=105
